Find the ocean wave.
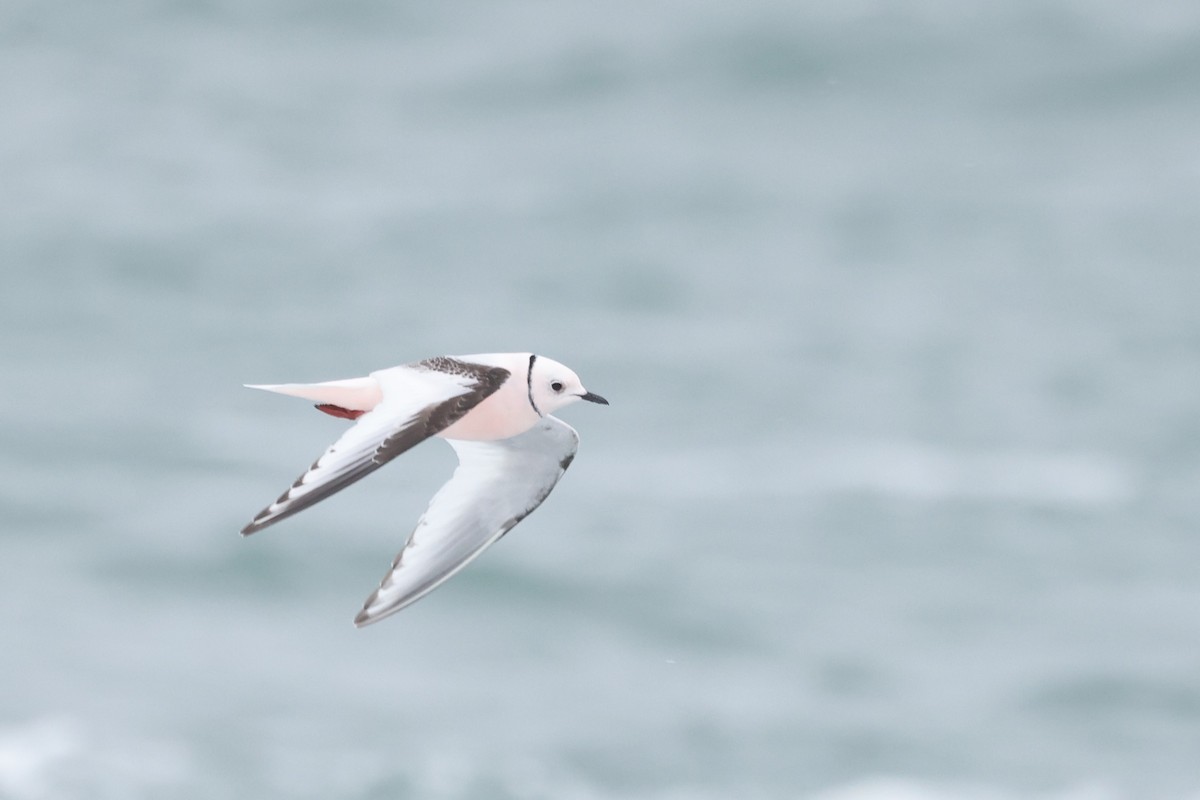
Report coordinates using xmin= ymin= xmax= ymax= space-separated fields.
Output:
xmin=811 ymin=777 xmax=1129 ymax=800
xmin=2 ymin=721 xmax=1193 ymax=800
xmin=0 ymin=717 xmax=188 ymax=800
xmin=0 ymin=718 xmax=80 ymax=799
xmin=800 ymin=442 xmax=1138 ymax=507
xmin=606 ymin=441 xmax=1137 ymax=508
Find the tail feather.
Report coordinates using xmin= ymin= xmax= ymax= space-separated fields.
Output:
xmin=245 ymin=376 xmax=383 ymax=412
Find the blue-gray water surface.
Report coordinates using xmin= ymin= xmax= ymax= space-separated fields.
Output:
xmin=3 ymin=1 xmax=1199 ymax=798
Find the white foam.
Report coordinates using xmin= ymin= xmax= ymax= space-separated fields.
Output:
xmin=812 ymin=778 xmax=1122 ymax=800
xmin=0 ymin=717 xmax=190 ymax=799
xmin=0 ymin=717 xmax=81 ymax=798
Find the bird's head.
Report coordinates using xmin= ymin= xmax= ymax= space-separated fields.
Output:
xmin=528 ymin=355 xmax=609 ymax=415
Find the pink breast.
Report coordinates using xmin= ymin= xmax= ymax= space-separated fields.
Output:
xmin=437 ymin=386 xmax=540 ymax=441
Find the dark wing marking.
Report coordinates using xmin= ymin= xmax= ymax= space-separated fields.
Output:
xmin=241 ymin=359 xmax=510 ymax=535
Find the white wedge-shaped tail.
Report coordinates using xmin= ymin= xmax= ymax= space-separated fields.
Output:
xmin=244 ymin=377 xmax=383 ymax=414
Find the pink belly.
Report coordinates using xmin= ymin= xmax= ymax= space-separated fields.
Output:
xmin=437 ymin=388 xmax=540 ymax=441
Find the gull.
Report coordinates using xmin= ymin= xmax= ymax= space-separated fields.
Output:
xmin=240 ymin=353 xmax=608 ymax=626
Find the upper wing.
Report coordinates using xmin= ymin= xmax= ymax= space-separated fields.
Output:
xmin=241 ymin=360 xmax=511 ymax=535
xmin=353 ymin=416 xmax=580 ymax=626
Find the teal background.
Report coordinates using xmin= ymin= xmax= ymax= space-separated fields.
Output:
xmin=2 ymin=2 xmax=1199 ymax=798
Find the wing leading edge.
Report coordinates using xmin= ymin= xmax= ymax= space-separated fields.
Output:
xmin=354 ymin=416 xmax=580 ymax=626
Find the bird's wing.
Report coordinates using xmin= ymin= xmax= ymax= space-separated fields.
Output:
xmin=241 ymin=360 xmax=511 ymax=535
xmin=354 ymin=416 xmax=580 ymax=626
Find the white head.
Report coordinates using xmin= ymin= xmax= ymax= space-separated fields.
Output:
xmin=528 ymin=355 xmax=608 ymax=415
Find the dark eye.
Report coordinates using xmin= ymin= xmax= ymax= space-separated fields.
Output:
xmin=551 ymin=381 xmax=564 ymax=392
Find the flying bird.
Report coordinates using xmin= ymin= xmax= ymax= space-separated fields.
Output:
xmin=240 ymin=352 xmax=608 ymax=626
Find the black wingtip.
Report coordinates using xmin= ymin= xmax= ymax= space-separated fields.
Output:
xmin=240 ymin=513 xmax=271 ymax=536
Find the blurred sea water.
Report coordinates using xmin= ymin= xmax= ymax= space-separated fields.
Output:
xmin=2 ymin=1 xmax=1200 ymax=798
